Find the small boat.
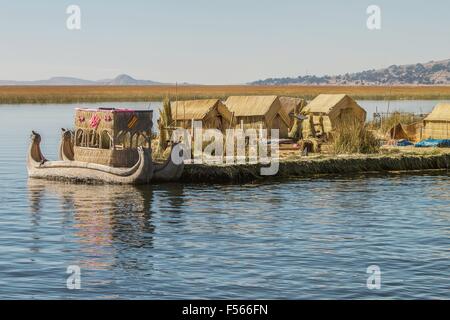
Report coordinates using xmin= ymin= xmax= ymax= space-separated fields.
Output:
xmin=27 ymin=108 xmax=184 ymax=184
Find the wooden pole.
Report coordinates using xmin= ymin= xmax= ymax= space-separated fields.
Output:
xmin=175 ymin=82 xmax=178 ymax=128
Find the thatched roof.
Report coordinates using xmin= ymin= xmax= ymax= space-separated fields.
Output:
xmin=303 ymin=94 xmax=366 ymax=121
xmin=388 ymin=123 xmax=410 ymax=140
xmin=225 ymin=95 xmax=290 ymax=125
xmin=171 ymin=99 xmax=232 ymax=122
xmin=388 ymin=122 xmax=423 ymax=141
xmin=279 ymin=96 xmax=306 ymax=116
xmin=225 ymin=95 xmax=278 ymax=117
xmin=304 ymin=94 xmax=346 ymax=113
xmin=424 ymin=103 xmax=450 ymax=122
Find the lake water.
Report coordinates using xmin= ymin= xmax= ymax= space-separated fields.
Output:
xmin=358 ymin=99 xmax=450 ymax=119
xmin=0 ymin=101 xmax=449 ymax=299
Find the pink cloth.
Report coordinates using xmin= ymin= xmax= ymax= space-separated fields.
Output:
xmin=89 ymin=114 xmax=101 ymax=128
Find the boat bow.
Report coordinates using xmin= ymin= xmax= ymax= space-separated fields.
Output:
xmin=28 ymin=131 xmax=153 ymax=184
xmin=152 ymin=142 xmax=185 ymax=182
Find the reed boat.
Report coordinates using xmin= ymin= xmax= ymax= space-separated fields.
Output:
xmin=27 ymin=107 xmax=184 ymax=184
xmin=152 ymin=147 xmax=185 ymax=182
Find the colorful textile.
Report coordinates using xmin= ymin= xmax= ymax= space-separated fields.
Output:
xmin=89 ymin=114 xmax=101 ymax=128
xmin=127 ymin=115 xmax=138 ymax=129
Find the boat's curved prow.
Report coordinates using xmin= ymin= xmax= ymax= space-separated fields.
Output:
xmin=58 ymin=128 xmax=75 ymax=161
xmin=27 ymin=131 xmax=153 ymax=184
xmin=28 ymin=131 xmax=47 ymax=167
xmin=152 ymin=142 xmax=185 ymax=182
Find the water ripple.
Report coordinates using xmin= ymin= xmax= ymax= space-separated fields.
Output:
xmin=0 ymin=103 xmax=449 ymax=299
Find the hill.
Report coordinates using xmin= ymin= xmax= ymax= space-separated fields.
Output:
xmin=0 ymin=74 xmax=165 ymax=86
xmin=251 ymin=59 xmax=450 ymax=86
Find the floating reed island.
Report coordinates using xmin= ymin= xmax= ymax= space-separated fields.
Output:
xmin=160 ymin=94 xmax=450 ymax=183
xmin=26 ymin=93 xmax=450 ymax=184
xmin=180 ymin=150 xmax=450 ymax=183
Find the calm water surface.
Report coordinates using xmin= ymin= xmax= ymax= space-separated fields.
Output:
xmin=0 ymin=102 xmax=449 ymax=299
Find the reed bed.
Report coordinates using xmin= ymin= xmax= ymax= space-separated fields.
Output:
xmin=155 ymin=98 xmax=172 ymax=158
xmin=332 ymin=119 xmax=380 ymax=154
xmin=2 ymin=85 xmax=450 ymax=104
xmin=370 ymin=111 xmax=425 ymax=133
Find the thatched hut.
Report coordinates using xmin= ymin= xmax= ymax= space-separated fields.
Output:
xmin=171 ymin=99 xmax=233 ymax=133
xmin=422 ymin=103 xmax=450 ymax=139
xmin=388 ymin=122 xmax=422 ymax=142
xmin=302 ymin=94 xmax=366 ymax=137
xmin=388 ymin=123 xmax=409 ymax=140
xmin=224 ymin=95 xmax=290 ymax=138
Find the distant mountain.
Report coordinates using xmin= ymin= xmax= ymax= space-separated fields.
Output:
xmin=98 ymin=74 xmax=163 ymax=86
xmin=250 ymin=59 xmax=450 ymax=86
xmin=0 ymin=74 xmax=166 ymax=86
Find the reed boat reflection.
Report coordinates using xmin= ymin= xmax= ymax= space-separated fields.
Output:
xmin=27 ymin=179 xmax=157 ymax=271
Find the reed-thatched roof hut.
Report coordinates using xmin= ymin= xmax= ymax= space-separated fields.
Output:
xmin=302 ymin=94 xmax=366 ymax=136
xmin=422 ymin=103 xmax=450 ymax=139
xmin=171 ymin=99 xmax=233 ymax=132
xmin=225 ymin=95 xmax=290 ymax=138
xmin=388 ymin=122 xmax=422 ymax=142
xmin=279 ymin=97 xmax=307 ymax=128
xmin=388 ymin=123 xmax=411 ymax=141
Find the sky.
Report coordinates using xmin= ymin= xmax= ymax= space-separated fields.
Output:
xmin=1 ymin=0 xmax=450 ymax=84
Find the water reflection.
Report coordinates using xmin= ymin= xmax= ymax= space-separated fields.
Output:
xmin=28 ymin=179 xmax=159 ymax=243
xmin=20 ymin=173 xmax=450 ymax=299
xmin=27 ymin=180 xmax=160 ymax=271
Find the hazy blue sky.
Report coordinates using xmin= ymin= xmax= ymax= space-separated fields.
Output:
xmin=1 ymin=0 xmax=450 ymax=84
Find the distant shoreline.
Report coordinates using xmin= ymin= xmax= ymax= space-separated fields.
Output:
xmin=2 ymin=85 xmax=450 ymax=104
